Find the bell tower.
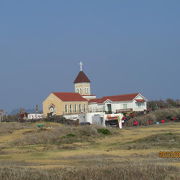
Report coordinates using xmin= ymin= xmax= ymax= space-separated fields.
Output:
xmin=74 ymin=62 xmax=91 ymax=96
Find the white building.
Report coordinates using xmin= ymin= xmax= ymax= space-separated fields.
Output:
xmin=88 ymin=93 xmax=147 ymax=113
xmin=64 ymin=112 xmax=105 ymax=126
xmin=28 ymin=113 xmax=44 ymax=120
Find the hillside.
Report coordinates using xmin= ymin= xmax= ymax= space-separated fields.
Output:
xmin=0 ymin=121 xmax=179 ymax=180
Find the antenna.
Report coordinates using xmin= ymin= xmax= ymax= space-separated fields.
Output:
xmin=35 ymin=105 xmax=39 ymax=113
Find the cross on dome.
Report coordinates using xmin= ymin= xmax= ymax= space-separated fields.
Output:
xmin=80 ymin=62 xmax=83 ymax=71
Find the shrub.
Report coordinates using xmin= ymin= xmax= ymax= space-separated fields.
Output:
xmin=65 ymin=133 xmax=76 ymax=138
xmin=127 ymin=108 xmax=180 ymax=127
xmin=10 ymin=125 xmax=113 ymax=146
xmin=97 ymin=128 xmax=111 ymax=135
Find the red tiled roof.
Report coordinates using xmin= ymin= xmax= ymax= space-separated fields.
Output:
xmin=82 ymin=95 xmax=96 ymax=96
xmin=135 ymin=99 xmax=145 ymax=102
xmin=74 ymin=71 xmax=90 ymax=83
xmin=89 ymin=93 xmax=140 ymax=103
xmin=53 ymin=92 xmax=88 ymax=102
xmin=89 ymin=98 xmax=104 ymax=103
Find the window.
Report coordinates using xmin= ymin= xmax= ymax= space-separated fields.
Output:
xmin=79 ymin=104 xmax=81 ymax=112
xmin=74 ymin=104 xmax=77 ymax=112
xmin=83 ymin=104 xmax=86 ymax=112
xmin=69 ymin=104 xmax=72 ymax=113
xmin=65 ymin=105 xmax=68 ymax=113
xmin=76 ymin=89 xmax=79 ymax=93
xmin=86 ymin=88 xmax=89 ymax=94
xmin=137 ymin=102 xmax=144 ymax=107
xmin=107 ymin=104 xmax=112 ymax=113
xmin=80 ymin=88 xmax=82 ymax=94
xmin=123 ymin=104 xmax=128 ymax=109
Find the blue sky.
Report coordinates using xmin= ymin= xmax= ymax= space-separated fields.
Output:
xmin=0 ymin=0 xmax=180 ymax=113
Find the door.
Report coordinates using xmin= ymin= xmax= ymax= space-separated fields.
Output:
xmin=107 ymin=104 xmax=112 ymax=114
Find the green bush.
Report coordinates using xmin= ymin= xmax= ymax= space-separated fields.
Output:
xmin=97 ymin=128 xmax=111 ymax=135
xmin=65 ymin=133 xmax=76 ymax=138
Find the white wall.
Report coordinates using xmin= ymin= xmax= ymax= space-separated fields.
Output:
xmin=64 ymin=112 xmax=105 ymax=126
xmin=86 ymin=112 xmax=105 ymax=126
xmin=132 ymin=94 xmax=147 ymax=111
xmin=75 ymin=83 xmax=91 ymax=95
xmin=28 ymin=114 xmax=44 ymax=120
xmin=111 ymin=101 xmax=133 ymax=112
xmin=88 ymin=103 xmax=104 ymax=112
xmin=89 ymin=101 xmax=133 ymax=113
xmin=63 ymin=113 xmax=86 ymax=122
xmin=88 ymin=93 xmax=147 ymax=113
xmin=63 ymin=114 xmax=79 ymax=121
xmin=88 ymin=99 xmax=147 ymax=112
xmin=133 ymin=100 xmax=147 ymax=111
xmin=111 ymin=100 xmax=147 ymax=112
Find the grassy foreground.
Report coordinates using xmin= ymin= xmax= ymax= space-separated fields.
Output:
xmin=0 ymin=122 xmax=179 ymax=180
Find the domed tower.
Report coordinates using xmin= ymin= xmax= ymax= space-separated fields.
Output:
xmin=74 ymin=62 xmax=91 ymax=96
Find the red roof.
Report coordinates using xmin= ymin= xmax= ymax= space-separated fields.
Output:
xmin=82 ymin=95 xmax=96 ymax=96
xmin=135 ymin=99 xmax=145 ymax=102
xmin=89 ymin=98 xmax=104 ymax=103
xmin=53 ymin=92 xmax=88 ymax=102
xmin=89 ymin=93 xmax=140 ymax=103
xmin=74 ymin=71 xmax=90 ymax=83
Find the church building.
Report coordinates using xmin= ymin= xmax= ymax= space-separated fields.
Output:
xmin=43 ymin=62 xmax=95 ymax=117
xmin=43 ymin=62 xmax=147 ymax=118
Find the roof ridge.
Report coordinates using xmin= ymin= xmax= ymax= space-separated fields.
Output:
xmin=103 ymin=93 xmax=139 ymax=98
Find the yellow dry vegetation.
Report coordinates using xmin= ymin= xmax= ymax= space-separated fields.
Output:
xmin=0 ymin=122 xmax=179 ymax=170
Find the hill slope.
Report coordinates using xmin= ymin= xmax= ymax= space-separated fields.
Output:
xmin=0 ymin=122 xmax=179 ymax=180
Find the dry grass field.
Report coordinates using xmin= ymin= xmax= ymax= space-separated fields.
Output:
xmin=0 ymin=121 xmax=179 ymax=180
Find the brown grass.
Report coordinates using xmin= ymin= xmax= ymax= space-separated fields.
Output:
xmin=0 ymin=122 xmax=32 ymax=135
xmin=10 ymin=125 xmax=115 ymax=147
xmin=0 ymin=163 xmax=179 ymax=180
xmin=0 ymin=121 xmax=180 ymax=180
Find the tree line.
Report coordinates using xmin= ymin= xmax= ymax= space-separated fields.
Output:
xmin=148 ymin=99 xmax=180 ymax=111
